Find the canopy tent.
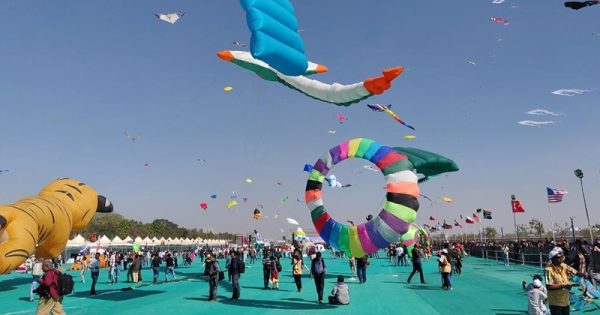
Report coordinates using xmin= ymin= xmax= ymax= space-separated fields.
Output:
xmin=66 ymin=234 xmax=87 ymax=248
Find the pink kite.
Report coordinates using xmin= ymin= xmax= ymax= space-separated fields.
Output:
xmin=491 ymin=17 xmax=509 ymax=25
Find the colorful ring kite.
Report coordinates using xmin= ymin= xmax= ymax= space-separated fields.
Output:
xmin=305 ymin=138 xmax=419 ymax=257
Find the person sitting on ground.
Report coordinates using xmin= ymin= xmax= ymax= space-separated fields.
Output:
xmin=328 ymin=275 xmax=350 ymax=305
xmin=527 ymin=279 xmax=548 ymax=315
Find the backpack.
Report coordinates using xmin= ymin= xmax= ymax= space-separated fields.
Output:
xmin=55 ymin=271 xmax=74 ymax=296
xmin=238 ymin=260 xmax=246 ymax=274
xmin=312 ymin=258 xmax=324 ymax=274
xmin=276 ymin=261 xmax=282 ymax=272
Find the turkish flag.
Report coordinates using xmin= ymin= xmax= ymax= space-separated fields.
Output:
xmin=511 ymin=200 xmax=525 ymax=213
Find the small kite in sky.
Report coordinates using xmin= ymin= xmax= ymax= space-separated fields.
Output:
xmin=223 ymin=86 xmax=233 ymax=92
xmin=552 ymin=89 xmax=589 ymax=96
xmin=286 ymin=218 xmax=299 ymax=225
xmin=280 ymin=196 xmax=289 ymax=205
xmin=403 ymin=135 xmax=416 ymax=140
xmin=328 ymin=130 xmax=336 ymax=134
xmin=200 ymin=203 xmax=208 ymax=210
xmin=429 ymin=216 xmax=436 ymax=221
xmin=245 ymin=178 xmax=253 ymax=184
xmin=0 ymin=170 xmax=9 ymax=174
xmin=197 ymin=158 xmax=206 ymax=162
xmin=155 ymin=11 xmax=185 ymax=24
xmin=466 ymin=60 xmax=476 ymax=65
xmin=230 ymin=191 xmax=237 ymax=200
xmin=526 ymin=109 xmax=561 ymax=116
xmin=337 ymin=114 xmax=346 ymax=124
xmin=253 ymin=208 xmax=262 ymax=220
xmin=227 ymin=200 xmax=238 ymax=209
xmin=564 ymin=1 xmax=599 ymax=10
xmin=518 ymin=120 xmax=556 ymax=127
xmin=491 ymin=17 xmax=510 ymax=25
xmin=144 ymin=163 xmax=150 ymax=167
xmin=210 ymin=194 xmax=217 ymax=199
xmin=232 ymin=41 xmax=247 ymax=48
xmin=296 ymin=197 xmax=303 ymax=203
xmin=420 ymin=194 xmax=434 ymax=206
xmin=442 ymin=196 xmax=453 ymax=203
xmin=367 ymin=104 xmax=415 ymax=130
xmin=492 ymin=0 xmax=505 ymax=3
xmin=123 ymin=132 xmax=141 ymax=142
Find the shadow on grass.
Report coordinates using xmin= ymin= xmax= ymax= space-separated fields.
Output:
xmin=0 ymin=277 xmax=34 ymax=292
xmin=71 ymin=289 xmax=165 ymax=301
xmin=219 ymin=298 xmax=337 ymax=310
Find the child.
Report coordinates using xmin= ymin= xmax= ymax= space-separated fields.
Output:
xmin=527 ymin=279 xmax=547 ymax=315
xmin=270 ymin=256 xmax=280 ymax=290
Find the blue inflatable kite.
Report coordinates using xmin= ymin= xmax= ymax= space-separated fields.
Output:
xmin=240 ymin=0 xmax=308 ymax=76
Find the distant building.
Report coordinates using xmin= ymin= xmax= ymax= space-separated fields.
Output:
xmin=200 ymin=228 xmax=215 ymax=234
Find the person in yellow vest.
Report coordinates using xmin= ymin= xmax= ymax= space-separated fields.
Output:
xmin=545 ymin=247 xmax=582 ymax=315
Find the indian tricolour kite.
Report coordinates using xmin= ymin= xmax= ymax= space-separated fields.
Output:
xmin=367 ymin=104 xmax=415 ymax=130
xmin=218 ymin=50 xmax=403 ymax=106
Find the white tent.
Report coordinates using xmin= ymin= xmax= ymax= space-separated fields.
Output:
xmin=134 ymin=236 xmax=144 ymax=244
xmin=158 ymin=237 xmax=167 ymax=246
xmin=143 ymin=237 xmax=152 ymax=245
xmin=97 ymin=235 xmax=111 ymax=246
xmin=111 ymin=236 xmax=125 ymax=246
xmin=66 ymin=234 xmax=86 ymax=248
xmin=123 ymin=236 xmax=133 ymax=244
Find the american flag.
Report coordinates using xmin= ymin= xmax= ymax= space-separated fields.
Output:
xmin=547 ymin=187 xmax=567 ymax=203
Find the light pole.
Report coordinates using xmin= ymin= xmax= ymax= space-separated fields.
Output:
xmin=574 ymin=169 xmax=593 ymax=243
xmin=569 ymin=216 xmax=576 ymax=242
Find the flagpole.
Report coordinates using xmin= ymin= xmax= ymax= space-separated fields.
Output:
xmin=513 ymin=212 xmax=518 ymax=242
xmin=547 ymin=201 xmax=556 ymax=242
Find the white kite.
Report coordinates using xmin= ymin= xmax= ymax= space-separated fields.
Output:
xmin=286 ymin=218 xmax=300 ymax=225
xmin=518 ymin=120 xmax=555 ymax=127
xmin=154 ymin=11 xmax=185 ymax=24
xmin=362 ymin=165 xmax=379 ymax=173
xmin=526 ymin=109 xmax=561 ymax=116
xmin=552 ymin=89 xmax=589 ymax=96
xmin=466 ymin=60 xmax=476 ymax=65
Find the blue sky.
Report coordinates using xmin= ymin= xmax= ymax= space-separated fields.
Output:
xmin=1 ymin=0 xmax=599 ymax=240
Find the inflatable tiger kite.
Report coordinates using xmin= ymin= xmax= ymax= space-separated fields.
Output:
xmin=0 ymin=178 xmax=113 ymax=274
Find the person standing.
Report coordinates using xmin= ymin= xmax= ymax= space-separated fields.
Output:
xmin=79 ymin=255 xmax=88 ymax=284
xmin=546 ymin=247 xmax=582 ymax=315
xmin=151 ymin=253 xmax=162 ymax=284
xmin=35 ymin=260 xmax=65 ymax=315
xmin=439 ymin=249 xmax=452 ymax=290
xmin=165 ymin=253 xmax=176 ymax=282
xmin=228 ymin=251 xmax=242 ymax=299
xmin=311 ymin=252 xmax=326 ymax=304
xmin=270 ymin=256 xmax=280 ymax=290
xmin=262 ymin=255 xmax=273 ymax=289
xmin=204 ymin=254 xmax=220 ymax=301
xmin=29 ymin=258 xmax=44 ymax=302
xmin=132 ymin=254 xmax=142 ymax=283
xmin=396 ymin=246 xmax=403 ymax=267
xmin=89 ymin=252 xmax=101 ymax=296
xmin=292 ymin=252 xmax=304 ymax=292
xmin=406 ymin=243 xmax=426 ymax=284
xmin=356 ymin=255 xmax=369 ymax=284
xmin=108 ymin=251 xmax=116 ymax=284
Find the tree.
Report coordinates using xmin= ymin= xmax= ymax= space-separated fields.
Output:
xmin=528 ymin=219 xmax=545 ymax=239
xmin=516 ymin=224 xmax=529 ymax=237
xmin=484 ymin=227 xmax=497 ymax=240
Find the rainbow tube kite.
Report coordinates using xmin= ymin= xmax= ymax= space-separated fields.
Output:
xmin=305 ymin=138 xmax=420 ymax=257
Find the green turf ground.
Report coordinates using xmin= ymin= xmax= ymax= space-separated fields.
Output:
xmin=0 ymin=255 xmax=593 ymax=315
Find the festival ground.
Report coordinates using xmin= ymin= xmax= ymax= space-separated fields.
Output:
xmin=0 ymin=255 xmax=578 ymax=315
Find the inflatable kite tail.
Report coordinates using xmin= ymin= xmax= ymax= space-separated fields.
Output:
xmin=363 ymin=67 xmax=404 ymax=95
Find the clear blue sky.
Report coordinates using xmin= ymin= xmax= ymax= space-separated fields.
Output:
xmin=1 ymin=0 xmax=599 ymax=240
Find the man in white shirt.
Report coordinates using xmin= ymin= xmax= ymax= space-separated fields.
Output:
xmin=89 ymin=253 xmax=101 ymax=296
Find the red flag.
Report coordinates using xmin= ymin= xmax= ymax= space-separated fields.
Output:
xmin=511 ymin=200 xmax=525 ymax=213
xmin=465 ymin=216 xmax=474 ymax=224
xmin=472 ymin=213 xmax=480 ymax=222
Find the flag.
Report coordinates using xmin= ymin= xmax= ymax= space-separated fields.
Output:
xmin=476 ymin=208 xmax=482 ymax=213
xmin=511 ymin=199 xmax=525 ymax=213
xmin=483 ymin=210 xmax=493 ymax=219
xmin=466 ymin=216 xmax=475 ymax=224
xmin=473 ymin=212 xmax=480 ymax=222
xmin=454 ymin=219 xmax=462 ymax=228
xmin=547 ymin=187 xmax=568 ymax=203
xmin=442 ymin=221 xmax=453 ymax=229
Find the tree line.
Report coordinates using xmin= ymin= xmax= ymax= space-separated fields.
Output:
xmin=76 ymin=213 xmax=236 ymax=241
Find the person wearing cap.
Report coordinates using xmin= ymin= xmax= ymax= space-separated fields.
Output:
xmin=527 ymin=279 xmax=548 ymax=315
xmin=438 ymin=249 xmax=452 ymax=290
xmin=545 ymin=247 xmax=582 ymax=315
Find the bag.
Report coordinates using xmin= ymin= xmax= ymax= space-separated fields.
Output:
xmin=313 ymin=258 xmax=324 ymax=274
xmin=218 ymin=271 xmax=225 ymax=281
xmin=238 ymin=261 xmax=246 ymax=274
xmin=55 ymin=271 xmax=74 ymax=296
xmin=276 ymin=261 xmax=282 ymax=272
